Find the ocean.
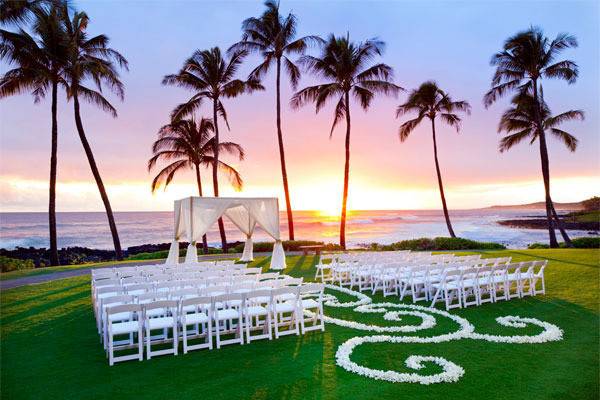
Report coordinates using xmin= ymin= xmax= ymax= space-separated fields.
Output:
xmin=0 ymin=209 xmax=593 ymax=250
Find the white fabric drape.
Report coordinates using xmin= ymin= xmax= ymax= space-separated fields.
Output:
xmin=165 ymin=197 xmax=285 ymax=270
xmin=224 ymin=205 xmax=256 ymax=262
xmin=246 ymin=198 xmax=285 ymax=270
xmin=165 ymin=200 xmax=183 ymax=265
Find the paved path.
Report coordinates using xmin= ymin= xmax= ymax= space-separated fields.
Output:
xmin=0 ymin=252 xmax=304 ymax=290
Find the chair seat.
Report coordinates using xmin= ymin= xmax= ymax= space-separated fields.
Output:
xmin=147 ymin=316 xmax=176 ymax=330
xmin=215 ymin=309 xmax=240 ymax=321
xmin=278 ymin=293 xmax=296 ymax=301
xmin=247 ymin=305 xmax=268 ymax=316
xmin=109 ymin=312 xmax=132 ymax=322
xmin=300 ymin=299 xmax=319 ymax=309
xmin=145 ymin=308 xmax=167 ymax=318
xmin=183 ymin=312 xmax=209 ymax=325
xmin=112 ymin=321 xmax=140 ymax=335
xmin=274 ymin=301 xmax=296 ymax=313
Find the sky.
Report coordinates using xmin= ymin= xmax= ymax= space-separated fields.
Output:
xmin=1 ymin=0 xmax=598 ymax=213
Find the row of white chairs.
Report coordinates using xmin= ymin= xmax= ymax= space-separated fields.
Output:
xmin=364 ymin=256 xmax=510 ymax=297
xmin=428 ymin=261 xmax=547 ymax=310
xmin=93 ymin=275 xmax=300 ymax=336
xmin=104 ymin=284 xmax=325 ymax=366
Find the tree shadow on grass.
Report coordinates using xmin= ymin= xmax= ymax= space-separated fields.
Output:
xmin=1 ymin=281 xmax=89 ymax=310
xmin=1 ymin=288 xmax=89 ymax=326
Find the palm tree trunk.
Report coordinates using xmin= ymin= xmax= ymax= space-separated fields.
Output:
xmin=431 ymin=118 xmax=456 ymax=237
xmin=195 ymin=163 xmax=209 ymax=254
xmin=532 ymin=80 xmax=558 ymax=248
xmin=551 ymin=204 xmax=572 ymax=246
xmin=212 ymin=98 xmax=228 ymax=253
xmin=72 ymin=92 xmax=123 ymax=260
xmin=275 ymin=58 xmax=295 ymax=241
xmin=340 ymin=92 xmax=351 ymax=250
xmin=48 ymin=80 xmax=59 ymax=266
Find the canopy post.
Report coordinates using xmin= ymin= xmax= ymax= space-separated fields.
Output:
xmin=270 ymin=240 xmax=286 ymax=270
xmin=240 ymin=234 xmax=254 ymax=262
xmin=165 ymin=240 xmax=179 ymax=265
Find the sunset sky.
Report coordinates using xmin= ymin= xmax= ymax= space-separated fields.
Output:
xmin=1 ymin=0 xmax=598 ymax=213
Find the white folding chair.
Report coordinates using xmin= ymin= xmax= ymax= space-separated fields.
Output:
xmin=106 ymin=303 xmax=143 ymax=366
xmin=298 ymin=284 xmax=325 ymax=334
xmin=180 ymin=296 xmax=213 ymax=353
xmin=272 ymin=287 xmax=300 ymax=339
xmin=144 ymin=300 xmax=179 ymax=359
xmin=212 ymin=293 xmax=245 ymax=348
xmin=244 ymin=290 xmax=273 ymax=342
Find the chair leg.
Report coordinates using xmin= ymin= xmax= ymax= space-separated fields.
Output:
xmin=138 ymin=327 xmax=143 ymax=361
xmin=173 ymin=323 xmax=178 ymax=356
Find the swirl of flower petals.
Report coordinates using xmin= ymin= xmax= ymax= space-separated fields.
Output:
xmin=335 ymin=336 xmax=465 ymax=384
xmin=467 ymin=315 xmax=564 ymax=343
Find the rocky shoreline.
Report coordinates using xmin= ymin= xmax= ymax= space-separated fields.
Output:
xmin=0 ymin=241 xmax=244 ymax=268
xmin=497 ymin=218 xmax=599 ymax=232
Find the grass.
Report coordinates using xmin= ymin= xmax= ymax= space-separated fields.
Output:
xmin=568 ymin=210 xmax=600 ymax=223
xmin=1 ymin=249 xmax=598 ymax=399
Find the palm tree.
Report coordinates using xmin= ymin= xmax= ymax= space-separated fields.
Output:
xmin=0 ymin=0 xmax=47 ymax=25
xmin=162 ymin=47 xmax=262 ymax=252
xmin=396 ymin=81 xmax=471 ymax=238
xmin=62 ymin=9 xmax=128 ymax=259
xmin=229 ymin=0 xmax=322 ymax=241
xmin=484 ymin=27 xmax=578 ymax=247
xmin=291 ymin=34 xmax=401 ymax=249
xmin=498 ymin=92 xmax=583 ymax=244
xmin=0 ymin=6 xmax=68 ymax=265
xmin=148 ymin=117 xmax=245 ymax=254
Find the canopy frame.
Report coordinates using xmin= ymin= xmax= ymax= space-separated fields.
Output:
xmin=165 ymin=196 xmax=286 ymax=270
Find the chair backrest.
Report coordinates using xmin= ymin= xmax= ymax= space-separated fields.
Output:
xmin=170 ymin=288 xmax=198 ymax=300
xmin=279 ymin=277 xmax=303 ymax=287
xmin=245 ymin=289 xmax=272 ymax=304
xmin=244 ymin=267 xmax=262 ymax=275
xmin=202 ymin=286 xmax=228 ymax=297
xmin=181 ymin=296 xmax=212 ymax=309
xmin=299 ymin=283 xmax=324 ymax=296
xmin=230 ymin=282 xmax=254 ymax=294
xmin=107 ymin=303 xmax=142 ymax=316
xmin=96 ymin=286 xmax=122 ymax=298
xmin=94 ymin=278 xmax=120 ymax=289
xmin=255 ymin=280 xmax=276 ymax=289
xmin=126 ymin=283 xmax=151 ymax=295
xmin=213 ymin=293 xmax=244 ymax=308
xmin=136 ymin=292 xmax=157 ymax=304
xmin=144 ymin=300 xmax=178 ymax=312
xmin=273 ymin=287 xmax=298 ymax=301
xmin=258 ymin=272 xmax=279 ymax=281
xmin=102 ymin=294 xmax=133 ymax=309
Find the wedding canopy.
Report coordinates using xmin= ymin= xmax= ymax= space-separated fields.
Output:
xmin=165 ymin=197 xmax=286 ymax=270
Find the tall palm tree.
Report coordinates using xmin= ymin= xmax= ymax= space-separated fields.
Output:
xmin=229 ymin=0 xmax=322 ymax=241
xmin=291 ymin=34 xmax=401 ymax=249
xmin=148 ymin=117 xmax=245 ymax=254
xmin=162 ymin=47 xmax=262 ymax=252
xmin=484 ymin=27 xmax=578 ymax=247
xmin=62 ymin=9 xmax=128 ymax=259
xmin=498 ymin=92 xmax=583 ymax=244
xmin=0 ymin=5 xmax=68 ymax=265
xmin=0 ymin=0 xmax=46 ymax=25
xmin=396 ymin=81 xmax=471 ymax=238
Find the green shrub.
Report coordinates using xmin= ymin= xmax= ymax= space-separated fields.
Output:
xmin=528 ymin=243 xmax=550 ymax=249
xmin=570 ymin=237 xmax=600 ymax=249
xmin=376 ymin=237 xmax=505 ymax=251
xmin=0 ymin=256 xmax=35 ymax=273
xmin=528 ymin=237 xmax=599 ymax=249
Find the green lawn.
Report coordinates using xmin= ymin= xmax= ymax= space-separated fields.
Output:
xmin=1 ymin=249 xmax=598 ymax=399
